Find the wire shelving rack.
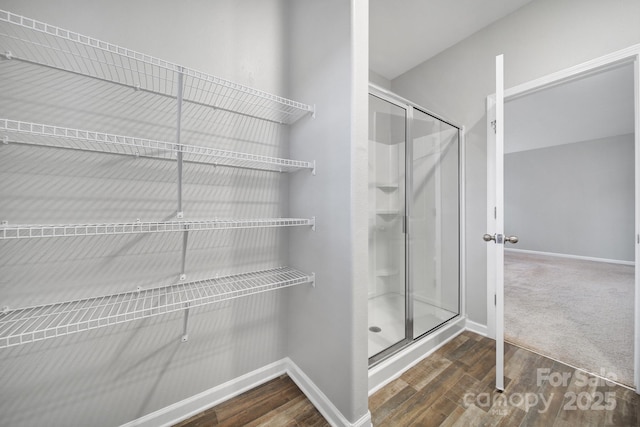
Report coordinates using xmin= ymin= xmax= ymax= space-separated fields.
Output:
xmin=0 ymin=218 xmax=316 ymax=239
xmin=0 ymin=10 xmax=314 ymax=125
xmin=0 ymin=9 xmax=317 ymax=347
xmin=0 ymin=267 xmax=315 ymax=348
xmin=0 ymin=119 xmax=315 ymax=173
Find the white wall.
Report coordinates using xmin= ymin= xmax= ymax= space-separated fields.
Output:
xmin=286 ymin=0 xmax=370 ymax=423
xmin=505 ymin=134 xmax=635 ymax=262
xmin=0 ymin=1 xmax=320 ymax=426
xmin=391 ymin=0 xmax=640 ymax=326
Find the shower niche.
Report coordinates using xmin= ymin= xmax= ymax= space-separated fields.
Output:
xmin=368 ymin=86 xmax=461 ymax=364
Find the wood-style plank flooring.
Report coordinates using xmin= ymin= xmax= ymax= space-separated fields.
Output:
xmin=175 ymin=331 xmax=639 ymax=426
xmin=371 ymin=331 xmax=639 ymax=426
xmin=173 ymin=374 xmax=329 ymax=426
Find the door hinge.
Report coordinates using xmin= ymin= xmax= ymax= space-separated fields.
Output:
xmin=491 ymin=120 xmax=497 ymax=134
xmin=494 ymin=294 xmax=497 ymax=306
xmin=494 ymin=206 xmax=497 ymax=219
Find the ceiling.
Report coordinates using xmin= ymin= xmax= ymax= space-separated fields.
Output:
xmin=369 ymin=0 xmax=535 ymax=80
xmin=369 ymin=1 xmax=634 ymax=153
xmin=505 ymin=62 xmax=635 ymax=154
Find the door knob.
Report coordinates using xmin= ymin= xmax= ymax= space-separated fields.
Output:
xmin=483 ymin=233 xmax=518 ymax=244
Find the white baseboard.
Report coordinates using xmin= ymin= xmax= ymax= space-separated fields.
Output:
xmin=121 ymin=319 xmax=489 ymax=427
xmin=120 ymin=360 xmax=287 ymax=427
xmin=286 ymin=359 xmax=372 ymax=427
xmin=505 ymin=248 xmax=635 ymax=266
xmin=465 ymin=318 xmax=488 ymax=337
xmin=368 ymin=316 xmax=466 ymax=395
xmin=120 ymin=358 xmax=371 ymax=427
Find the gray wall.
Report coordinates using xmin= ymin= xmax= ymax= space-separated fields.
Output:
xmin=287 ymin=1 xmax=370 ymax=423
xmin=391 ymin=0 xmax=640 ymax=326
xmin=0 ymin=0 xmax=368 ymax=425
xmin=505 ymin=134 xmax=635 ymax=262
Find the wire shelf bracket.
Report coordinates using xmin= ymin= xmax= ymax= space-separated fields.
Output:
xmin=309 ymin=272 xmax=316 ymax=288
xmin=181 ymin=303 xmax=190 ymax=343
xmin=0 ymin=267 xmax=314 ymax=348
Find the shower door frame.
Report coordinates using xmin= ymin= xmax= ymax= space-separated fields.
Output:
xmin=368 ymin=84 xmax=466 ymax=366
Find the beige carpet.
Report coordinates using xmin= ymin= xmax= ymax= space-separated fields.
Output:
xmin=504 ymin=250 xmax=635 ymax=387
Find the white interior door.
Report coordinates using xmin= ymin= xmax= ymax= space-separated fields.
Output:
xmin=486 ymin=54 xmax=506 ymax=391
xmin=635 ymin=57 xmax=640 ymax=394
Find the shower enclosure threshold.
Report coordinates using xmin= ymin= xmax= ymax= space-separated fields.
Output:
xmin=368 ymin=315 xmax=466 ymax=394
xmin=368 ymin=292 xmax=459 ymax=359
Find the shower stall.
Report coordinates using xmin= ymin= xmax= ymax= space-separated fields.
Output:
xmin=368 ymin=85 xmax=461 ymax=364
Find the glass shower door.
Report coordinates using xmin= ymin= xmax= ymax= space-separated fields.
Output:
xmin=368 ymin=94 xmax=407 ymax=358
xmin=368 ymin=88 xmax=461 ymax=365
xmin=410 ymin=110 xmax=460 ymax=338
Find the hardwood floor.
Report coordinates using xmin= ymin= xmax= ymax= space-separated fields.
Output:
xmin=173 ymin=374 xmax=330 ymax=427
xmin=175 ymin=331 xmax=639 ymax=426
xmin=370 ymin=331 xmax=639 ymax=426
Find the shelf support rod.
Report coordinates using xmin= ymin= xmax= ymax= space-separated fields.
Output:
xmin=176 ymin=67 xmax=185 ymax=219
xmin=180 ymin=226 xmax=189 ymax=281
xmin=181 ymin=303 xmax=190 ymax=343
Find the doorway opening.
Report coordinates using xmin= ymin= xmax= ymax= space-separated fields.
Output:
xmin=503 ymin=61 xmax=636 ymax=387
xmin=504 ymin=56 xmax=637 ymax=392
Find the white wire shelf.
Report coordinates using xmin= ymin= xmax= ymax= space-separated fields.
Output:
xmin=0 ymin=119 xmax=315 ymax=173
xmin=0 ymin=10 xmax=313 ymax=125
xmin=0 ymin=267 xmax=315 ymax=348
xmin=0 ymin=218 xmax=316 ymax=239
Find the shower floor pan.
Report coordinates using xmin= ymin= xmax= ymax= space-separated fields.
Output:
xmin=368 ymin=292 xmax=457 ymax=358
